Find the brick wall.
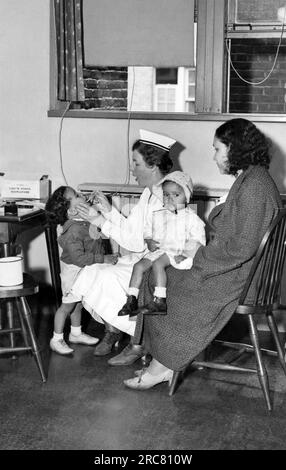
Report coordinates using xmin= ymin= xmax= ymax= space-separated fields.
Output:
xmin=81 ymin=67 xmax=128 ymax=110
xmin=229 ymin=38 xmax=286 ymax=113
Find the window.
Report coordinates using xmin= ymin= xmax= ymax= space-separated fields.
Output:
xmin=50 ymin=0 xmax=201 ymax=115
xmin=49 ymin=0 xmax=286 ymax=119
xmin=226 ymin=0 xmax=286 ymax=114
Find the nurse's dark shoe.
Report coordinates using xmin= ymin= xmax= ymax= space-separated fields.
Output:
xmin=93 ymin=330 xmax=123 ymax=356
xmin=107 ymin=343 xmax=144 ymax=366
xmin=135 ymin=296 xmax=167 ymax=315
xmin=118 ymin=295 xmax=138 ymax=317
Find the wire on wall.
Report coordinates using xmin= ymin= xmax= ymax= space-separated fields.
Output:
xmin=226 ymin=12 xmax=285 ymax=86
xmin=124 ymin=67 xmax=136 ymax=185
xmin=58 ymin=101 xmax=72 ymax=186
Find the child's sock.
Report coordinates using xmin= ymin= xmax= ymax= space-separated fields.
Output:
xmin=128 ymin=287 xmax=139 ymax=298
xmin=53 ymin=332 xmax=64 ymax=341
xmin=70 ymin=325 xmax=82 ymax=337
xmin=154 ymin=286 xmax=167 ymax=298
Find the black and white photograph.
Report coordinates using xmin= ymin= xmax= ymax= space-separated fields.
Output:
xmin=1 ymin=0 xmax=286 ymax=458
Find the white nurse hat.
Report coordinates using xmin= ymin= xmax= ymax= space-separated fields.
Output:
xmin=139 ymin=129 xmax=176 ymax=151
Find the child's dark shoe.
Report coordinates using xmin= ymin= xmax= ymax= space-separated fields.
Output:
xmin=135 ymin=296 xmax=167 ymax=315
xmin=118 ymin=295 xmax=138 ymax=316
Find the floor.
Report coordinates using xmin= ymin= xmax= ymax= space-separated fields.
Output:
xmin=1 ymin=284 xmax=286 ymax=451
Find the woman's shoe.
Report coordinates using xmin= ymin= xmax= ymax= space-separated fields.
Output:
xmin=123 ymin=369 xmax=173 ymax=390
xmin=118 ymin=295 xmax=138 ymax=316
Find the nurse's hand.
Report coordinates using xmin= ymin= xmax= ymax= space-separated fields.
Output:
xmin=76 ymin=202 xmax=105 ymax=227
xmin=145 ymin=238 xmax=159 ymax=252
xmin=89 ymin=191 xmax=112 ymax=214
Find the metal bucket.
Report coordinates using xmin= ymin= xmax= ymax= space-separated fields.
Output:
xmin=0 ymin=256 xmax=23 ymax=286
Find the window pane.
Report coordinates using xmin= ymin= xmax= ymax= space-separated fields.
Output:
xmin=233 ymin=0 xmax=283 ymax=23
xmin=186 ymin=101 xmax=195 ymax=113
xmin=228 ymin=38 xmax=286 ymax=113
xmin=188 ymin=69 xmax=196 ymax=83
xmin=188 ymin=85 xmax=196 ymax=100
xmin=156 ymin=68 xmax=178 ymax=84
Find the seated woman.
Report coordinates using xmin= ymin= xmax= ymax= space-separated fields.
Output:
xmin=69 ymin=130 xmax=206 ymax=365
xmin=123 ymin=117 xmax=282 ymax=390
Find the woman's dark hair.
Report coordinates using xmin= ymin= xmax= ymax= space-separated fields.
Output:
xmin=132 ymin=140 xmax=173 ymax=175
xmin=215 ymin=118 xmax=271 ymax=175
xmin=45 ymin=186 xmax=70 ymax=226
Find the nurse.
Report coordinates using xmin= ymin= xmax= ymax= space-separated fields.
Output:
xmin=70 ymin=130 xmax=204 ymax=365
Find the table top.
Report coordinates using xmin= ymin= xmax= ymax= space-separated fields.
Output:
xmin=0 ymin=208 xmax=46 ymax=223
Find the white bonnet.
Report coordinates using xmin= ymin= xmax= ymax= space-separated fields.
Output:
xmin=160 ymin=171 xmax=193 ymax=202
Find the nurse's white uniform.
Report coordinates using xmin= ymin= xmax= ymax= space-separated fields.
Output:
xmin=70 ymin=186 xmax=164 ymax=335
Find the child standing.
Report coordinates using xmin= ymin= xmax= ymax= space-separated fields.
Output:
xmin=45 ymin=186 xmax=119 ymax=355
xmin=118 ymin=171 xmax=206 ymax=316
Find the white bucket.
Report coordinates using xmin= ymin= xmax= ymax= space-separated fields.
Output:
xmin=0 ymin=256 xmax=23 ymax=286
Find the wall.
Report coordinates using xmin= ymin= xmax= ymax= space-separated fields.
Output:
xmin=83 ymin=67 xmax=127 ymax=110
xmin=1 ymin=0 xmax=286 ymax=287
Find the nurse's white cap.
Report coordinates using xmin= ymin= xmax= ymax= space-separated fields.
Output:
xmin=139 ymin=129 xmax=176 ymax=151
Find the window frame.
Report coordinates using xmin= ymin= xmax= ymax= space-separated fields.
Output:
xmin=48 ymin=0 xmax=286 ymax=123
xmin=185 ymin=68 xmax=196 ymax=113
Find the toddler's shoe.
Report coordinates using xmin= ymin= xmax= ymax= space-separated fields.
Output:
xmin=135 ymin=296 xmax=167 ymax=315
xmin=118 ymin=295 xmax=138 ymax=317
xmin=50 ymin=338 xmax=74 ymax=355
xmin=69 ymin=332 xmax=99 ymax=345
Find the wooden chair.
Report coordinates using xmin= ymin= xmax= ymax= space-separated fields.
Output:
xmin=0 ymin=273 xmax=46 ymax=382
xmin=169 ymin=208 xmax=286 ymax=411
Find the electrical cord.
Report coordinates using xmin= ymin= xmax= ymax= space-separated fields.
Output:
xmin=226 ymin=13 xmax=285 ymax=86
xmin=58 ymin=101 xmax=72 ymax=186
xmin=124 ymin=67 xmax=136 ymax=185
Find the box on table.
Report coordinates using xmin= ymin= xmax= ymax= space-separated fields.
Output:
xmin=1 ymin=175 xmax=51 ymax=201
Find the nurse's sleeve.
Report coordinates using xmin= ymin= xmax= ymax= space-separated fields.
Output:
xmin=99 ymin=190 xmax=149 ymax=253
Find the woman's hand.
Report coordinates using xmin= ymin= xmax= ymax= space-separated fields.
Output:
xmin=104 ymin=253 xmax=121 ymax=265
xmin=88 ymin=191 xmax=112 ymax=214
xmin=145 ymin=238 xmax=159 ymax=252
xmin=76 ymin=202 xmax=104 ymax=226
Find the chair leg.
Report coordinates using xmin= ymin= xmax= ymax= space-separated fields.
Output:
xmin=169 ymin=370 xmax=182 ymax=396
xmin=266 ymin=313 xmax=286 ymax=376
xmin=15 ymin=298 xmax=30 ymax=349
xmin=19 ymin=296 xmax=46 ymax=383
xmin=0 ymin=300 xmax=3 ymax=330
xmin=248 ymin=314 xmax=272 ymax=412
xmin=7 ymin=300 xmax=16 ymax=349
